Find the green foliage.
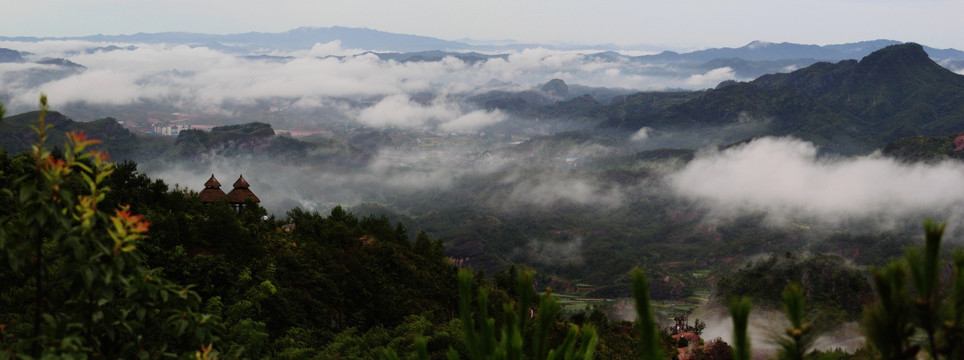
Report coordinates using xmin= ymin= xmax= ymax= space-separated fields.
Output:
xmin=691 ymin=338 xmax=735 ymax=360
xmin=0 ymin=96 xmax=217 ymax=359
xmin=693 ymin=318 xmax=706 ymax=336
xmin=862 ymin=260 xmax=916 ymax=359
xmin=98 ymin=168 xmax=460 ymax=358
xmin=714 ymin=252 xmax=871 ymax=323
xmin=946 ymin=249 xmax=964 ymax=359
xmin=860 ymin=219 xmax=964 ymax=359
xmin=631 ymin=268 xmax=664 ymax=360
xmin=0 ymin=110 xmax=164 ymax=162
xmin=906 ymin=220 xmax=944 ymax=357
xmin=450 ymin=268 xmax=597 ymax=360
xmin=776 ymin=284 xmax=814 ymax=360
xmin=881 ymin=134 xmax=958 ymax=162
xmin=729 ymin=297 xmax=752 ymax=360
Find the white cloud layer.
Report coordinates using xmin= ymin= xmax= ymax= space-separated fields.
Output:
xmin=440 ymin=109 xmax=507 ymax=132
xmin=0 ymin=40 xmax=739 ymax=118
xmin=670 ymin=137 xmax=964 ymax=229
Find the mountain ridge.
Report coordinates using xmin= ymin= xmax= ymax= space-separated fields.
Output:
xmin=600 ymin=43 xmax=964 ymax=154
xmin=0 ymin=26 xmax=471 ymax=53
xmin=3 ymin=27 xmax=964 ymax=62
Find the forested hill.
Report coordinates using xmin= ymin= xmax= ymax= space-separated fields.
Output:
xmin=599 ymin=43 xmax=964 ymax=154
xmin=881 ymin=131 xmax=964 ymax=162
xmin=0 ymin=143 xmax=465 ymax=358
xmin=0 ymin=110 xmax=151 ymax=159
xmin=0 ymin=113 xmax=373 ymax=167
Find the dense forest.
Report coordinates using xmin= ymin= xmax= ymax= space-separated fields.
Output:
xmin=0 ymin=101 xmax=464 ymax=358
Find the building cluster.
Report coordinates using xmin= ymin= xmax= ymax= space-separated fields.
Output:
xmin=113 ymin=112 xmax=217 ymax=135
xmin=152 ymin=123 xmax=191 ymax=136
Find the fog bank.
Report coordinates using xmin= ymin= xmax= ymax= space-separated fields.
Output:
xmin=0 ymin=40 xmax=737 ymax=115
xmin=670 ymin=137 xmax=964 ymax=232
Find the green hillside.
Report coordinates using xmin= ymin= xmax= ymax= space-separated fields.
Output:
xmin=0 ymin=112 xmax=374 ymax=168
xmin=601 ymin=43 xmax=964 ymax=154
xmin=882 ymin=133 xmax=964 ymax=162
xmin=712 ymin=253 xmax=872 ymax=323
xmin=0 ymin=110 xmax=171 ymax=160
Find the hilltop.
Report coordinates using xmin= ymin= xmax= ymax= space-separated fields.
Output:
xmin=600 ymin=43 xmax=964 ymax=154
xmin=0 ymin=110 xmax=158 ymax=159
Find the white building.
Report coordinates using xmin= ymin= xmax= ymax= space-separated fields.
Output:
xmin=153 ymin=123 xmax=191 ymax=136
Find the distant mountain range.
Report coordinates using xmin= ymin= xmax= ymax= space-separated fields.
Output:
xmin=5 ymin=28 xmax=964 ymax=158
xmin=3 ymin=26 xmax=964 ymax=62
xmin=4 ymin=27 xmax=963 ymax=85
xmin=0 ymin=27 xmax=469 ymax=53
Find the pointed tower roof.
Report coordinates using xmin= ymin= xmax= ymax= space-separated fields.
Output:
xmin=227 ymin=174 xmax=260 ymax=204
xmin=204 ymin=174 xmax=222 ymax=187
xmin=232 ymin=174 xmax=251 ymax=188
xmin=199 ymin=174 xmax=227 ymax=203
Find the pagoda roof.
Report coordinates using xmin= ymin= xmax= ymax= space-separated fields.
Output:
xmin=233 ymin=174 xmax=251 ymax=188
xmin=199 ymin=187 xmax=227 ymax=203
xmin=227 ymin=187 xmax=260 ymax=204
xmin=204 ymin=174 xmax=222 ymax=188
xmin=227 ymin=174 xmax=260 ymax=204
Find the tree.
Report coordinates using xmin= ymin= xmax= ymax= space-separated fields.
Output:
xmin=729 ymin=297 xmax=752 ymax=360
xmin=776 ymin=284 xmax=814 ymax=360
xmin=861 ymin=219 xmax=964 ymax=360
xmin=693 ymin=318 xmax=706 ymax=336
xmin=382 ymin=268 xmax=599 ymax=360
xmin=632 ymin=268 xmax=666 ymax=360
xmin=0 ymin=96 xmax=218 ymax=359
xmin=678 ymin=336 xmax=690 ymax=348
xmin=692 ymin=338 xmax=733 ymax=360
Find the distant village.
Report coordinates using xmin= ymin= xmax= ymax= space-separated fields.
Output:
xmin=115 ymin=112 xmax=216 ymax=136
xmin=119 ymin=110 xmax=332 ymax=138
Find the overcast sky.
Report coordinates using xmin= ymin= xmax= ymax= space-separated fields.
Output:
xmin=4 ymin=0 xmax=964 ymax=50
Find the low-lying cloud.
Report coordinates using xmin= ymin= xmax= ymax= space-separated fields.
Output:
xmin=356 ymin=94 xmax=506 ymax=131
xmin=670 ymin=137 xmax=964 ymax=230
xmin=140 ymin=138 xmax=634 ymax=217
xmin=501 ymin=171 xmax=626 ymax=209
xmin=631 ymin=126 xmax=652 ymax=141
xmin=0 ymin=40 xmax=741 ymax=119
xmin=683 ymin=67 xmax=736 ymax=89
xmin=696 ymin=310 xmax=863 ymax=357
xmin=519 ymin=235 xmax=585 ymax=266
xmin=440 ymin=109 xmax=507 ymax=132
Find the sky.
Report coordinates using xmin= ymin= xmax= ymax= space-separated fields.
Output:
xmin=4 ymin=0 xmax=964 ymax=50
